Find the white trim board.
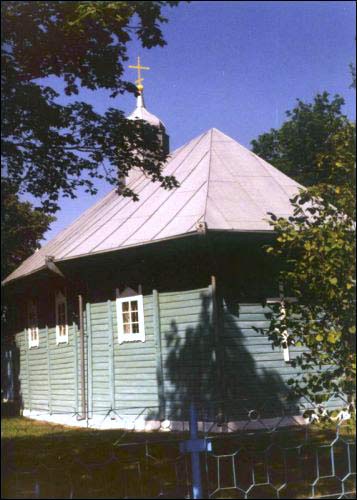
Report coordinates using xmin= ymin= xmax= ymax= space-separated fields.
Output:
xmin=22 ymin=409 xmax=307 ymax=432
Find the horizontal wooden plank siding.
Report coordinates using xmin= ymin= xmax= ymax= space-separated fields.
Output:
xmin=89 ymin=302 xmax=110 ymax=414
xmin=112 ymin=294 xmax=159 ymax=417
xmin=26 ymin=328 xmax=48 ymax=411
xmin=14 ymin=331 xmax=28 ymax=409
xmin=15 ymin=324 xmax=77 ymax=414
xmin=159 ymin=287 xmax=215 ymax=418
xmin=221 ymin=299 xmax=326 ymax=418
xmin=11 ymin=287 xmax=341 ymax=424
xmin=48 ymin=325 xmax=76 ymax=413
xmin=82 ymin=297 xmax=159 ymax=417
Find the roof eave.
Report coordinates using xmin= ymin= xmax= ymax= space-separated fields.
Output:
xmin=1 ymin=227 xmax=277 ymax=286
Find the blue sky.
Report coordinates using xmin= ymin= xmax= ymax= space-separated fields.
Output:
xmin=30 ymin=0 xmax=356 ymax=241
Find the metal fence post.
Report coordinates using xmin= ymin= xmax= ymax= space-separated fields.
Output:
xmin=189 ymin=402 xmax=203 ymax=499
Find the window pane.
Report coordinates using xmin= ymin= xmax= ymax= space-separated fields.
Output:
xmin=122 ymin=312 xmax=130 ymax=323
xmin=131 ymin=311 xmax=138 ymax=322
xmin=123 ymin=323 xmax=131 ymax=334
xmin=122 ymin=302 xmax=129 ymax=312
xmin=132 ymin=323 xmax=139 ymax=333
xmin=131 ymin=300 xmax=138 ymax=311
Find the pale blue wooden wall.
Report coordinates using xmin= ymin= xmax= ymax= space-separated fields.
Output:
xmin=13 ymin=287 xmax=342 ymax=418
xmin=85 ymin=297 xmax=159 ymax=417
xmin=159 ymin=287 xmax=216 ymax=418
xmin=15 ymin=324 xmax=83 ymax=414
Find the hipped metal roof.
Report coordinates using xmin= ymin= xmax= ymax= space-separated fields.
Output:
xmin=3 ymin=128 xmax=303 ymax=285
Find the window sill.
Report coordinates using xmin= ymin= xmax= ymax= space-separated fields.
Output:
xmin=119 ymin=337 xmax=145 ymax=344
xmin=56 ymin=339 xmax=69 ymax=346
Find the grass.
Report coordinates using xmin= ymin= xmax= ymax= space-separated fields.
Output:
xmin=2 ymin=416 xmax=356 ymax=499
xmin=2 ymin=417 xmax=191 ymax=499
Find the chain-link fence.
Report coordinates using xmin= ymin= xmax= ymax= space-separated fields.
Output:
xmin=2 ymin=394 xmax=356 ymax=499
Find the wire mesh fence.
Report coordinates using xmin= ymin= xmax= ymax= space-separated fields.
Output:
xmin=2 ymin=394 xmax=356 ymax=499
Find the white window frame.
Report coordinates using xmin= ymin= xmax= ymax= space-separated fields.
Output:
xmin=266 ymin=296 xmax=297 ymax=363
xmin=278 ymin=301 xmax=290 ymax=362
xmin=27 ymin=299 xmax=39 ymax=348
xmin=116 ymin=294 xmax=145 ymax=344
xmin=55 ymin=290 xmax=69 ymax=345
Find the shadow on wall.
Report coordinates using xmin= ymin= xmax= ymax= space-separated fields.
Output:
xmin=1 ymin=338 xmax=23 ymax=417
xmin=148 ymin=289 xmax=299 ymax=423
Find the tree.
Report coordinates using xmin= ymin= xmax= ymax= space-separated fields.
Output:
xmin=264 ymin=120 xmax=356 ymax=402
xmin=251 ymin=92 xmax=351 ymax=187
xmin=1 ymin=1 xmax=180 ymax=213
xmin=1 ymin=181 xmax=55 ymax=280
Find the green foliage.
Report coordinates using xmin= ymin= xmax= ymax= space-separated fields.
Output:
xmin=264 ymin=121 xmax=356 ymax=401
xmin=251 ymin=92 xmax=351 ymax=186
xmin=1 ymin=181 xmax=55 ymax=280
xmin=1 ymin=1 xmax=180 ymax=213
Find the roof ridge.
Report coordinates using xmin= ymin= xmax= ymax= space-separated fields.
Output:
xmin=3 ymin=127 xmax=305 ymax=286
xmin=202 ymin=129 xmax=214 ymax=226
xmin=250 ymin=149 xmax=305 ymax=188
xmin=151 ymin=179 xmax=208 ymax=241
xmin=3 ymin=130 xmax=212 ymax=284
xmin=89 ymin=130 xmax=211 ymax=252
xmin=17 ymin=159 xmax=155 ymax=273
xmin=58 ymin=172 xmax=154 ymax=259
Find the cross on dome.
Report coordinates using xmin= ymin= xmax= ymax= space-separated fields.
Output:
xmin=128 ymin=56 xmax=150 ymax=92
xmin=127 ymin=56 xmax=166 ymax=131
xmin=127 ymin=56 xmax=170 ymax=159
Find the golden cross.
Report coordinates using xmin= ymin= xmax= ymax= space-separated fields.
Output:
xmin=128 ymin=56 xmax=150 ymax=92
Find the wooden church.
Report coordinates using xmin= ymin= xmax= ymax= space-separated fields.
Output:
xmin=2 ymin=63 xmax=319 ymax=430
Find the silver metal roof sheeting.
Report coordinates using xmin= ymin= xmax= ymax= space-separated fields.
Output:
xmin=3 ymin=128 xmax=303 ymax=284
